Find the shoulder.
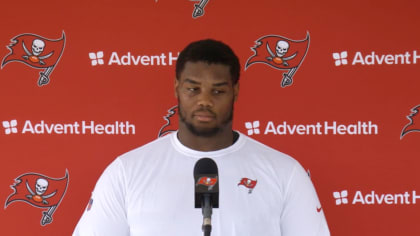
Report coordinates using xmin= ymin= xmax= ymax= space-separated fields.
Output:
xmin=237 ymin=132 xmax=306 ymax=181
xmin=105 ymin=133 xmax=176 ymax=178
xmin=239 ymin=132 xmax=297 ymax=165
xmin=117 ymin=133 xmax=173 ymax=162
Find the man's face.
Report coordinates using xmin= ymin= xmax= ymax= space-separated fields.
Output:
xmin=175 ymin=61 xmax=239 ymax=137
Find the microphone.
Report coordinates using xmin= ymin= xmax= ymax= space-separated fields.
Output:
xmin=194 ymin=158 xmax=219 ymax=236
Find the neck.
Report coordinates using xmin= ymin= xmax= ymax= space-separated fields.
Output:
xmin=177 ymin=124 xmax=234 ymax=152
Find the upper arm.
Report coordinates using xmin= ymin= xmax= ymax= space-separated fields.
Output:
xmin=73 ymin=158 xmax=130 ymax=236
xmin=280 ymin=163 xmax=330 ymax=236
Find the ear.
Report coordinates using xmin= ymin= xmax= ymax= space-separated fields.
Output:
xmin=174 ymin=78 xmax=179 ymax=98
xmin=233 ymin=82 xmax=239 ymax=102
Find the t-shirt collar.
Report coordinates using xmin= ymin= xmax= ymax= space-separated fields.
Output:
xmin=170 ymin=131 xmax=245 ymax=159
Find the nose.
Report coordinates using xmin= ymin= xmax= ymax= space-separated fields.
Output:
xmin=197 ymin=91 xmax=213 ymax=108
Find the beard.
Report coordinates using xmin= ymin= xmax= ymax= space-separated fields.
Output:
xmin=178 ymin=100 xmax=234 ymax=138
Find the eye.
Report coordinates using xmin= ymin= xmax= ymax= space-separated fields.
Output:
xmin=213 ymin=89 xmax=225 ymax=95
xmin=187 ymin=87 xmax=199 ymax=93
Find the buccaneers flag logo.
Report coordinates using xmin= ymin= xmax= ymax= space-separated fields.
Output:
xmin=238 ymin=178 xmax=257 ymax=194
xmin=158 ymin=105 xmax=179 ymax=137
xmin=245 ymin=33 xmax=310 ymax=87
xmin=401 ymin=104 xmax=420 ymax=139
xmin=1 ymin=32 xmax=66 ymax=86
xmin=196 ymin=176 xmax=218 ymax=190
xmin=4 ymin=170 xmax=69 ymax=226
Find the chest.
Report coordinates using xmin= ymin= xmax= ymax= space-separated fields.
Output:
xmin=125 ymin=163 xmax=284 ymax=236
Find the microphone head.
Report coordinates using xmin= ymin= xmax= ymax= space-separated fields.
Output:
xmin=194 ymin=158 xmax=219 ymax=208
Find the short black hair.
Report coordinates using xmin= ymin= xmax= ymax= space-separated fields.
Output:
xmin=176 ymin=39 xmax=240 ymax=84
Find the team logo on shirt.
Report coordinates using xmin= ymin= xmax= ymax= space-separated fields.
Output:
xmin=196 ymin=176 xmax=218 ymax=190
xmin=245 ymin=33 xmax=310 ymax=87
xmin=238 ymin=178 xmax=257 ymax=194
xmin=1 ymin=32 xmax=66 ymax=86
xmin=158 ymin=105 xmax=179 ymax=137
xmin=401 ymin=104 xmax=420 ymax=139
xmin=4 ymin=170 xmax=69 ymax=226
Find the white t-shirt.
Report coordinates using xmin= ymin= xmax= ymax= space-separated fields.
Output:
xmin=73 ymin=131 xmax=330 ymax=236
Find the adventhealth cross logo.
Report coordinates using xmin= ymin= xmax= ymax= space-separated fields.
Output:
xmin=333 ymin=190 xmax=349 ymax=205
xmin=332 ymin=51 xmax=348 ymax=66
xmin=89 ymin=51 xmax=104 ymax=66
xmin=2 ymin=120 xmax=18 ymax=134
xmin=333 ymin=189 xmax=420 ymax=205
xmin=332 ymin=50 xmax=420 ymax=66
xmin=245 ymin=121 xmax=260 ymax=135
xmin=88 ymin=51 xmax=178 ymax=67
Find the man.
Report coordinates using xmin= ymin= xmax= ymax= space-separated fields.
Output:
xmin=73 ymin=39 xmax=330 ymax=236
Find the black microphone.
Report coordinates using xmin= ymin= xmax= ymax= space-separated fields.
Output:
xmin=194 ymin=158 xmax=219 ymax=236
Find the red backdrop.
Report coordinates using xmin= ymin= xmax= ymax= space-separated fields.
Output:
xmin=1 ymin=0 xmax=419 ymax=235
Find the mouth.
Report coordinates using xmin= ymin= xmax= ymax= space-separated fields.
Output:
xmin=193 ymin=110 xmax=216 ymax=122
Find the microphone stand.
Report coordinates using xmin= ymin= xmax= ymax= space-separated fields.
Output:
xmin=202 ymin=193 xmax=212 ymax=236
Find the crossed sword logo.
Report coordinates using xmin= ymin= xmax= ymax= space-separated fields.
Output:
xmin=22 ymin=41 xmax=55 ymax=86
xmin=191 ymin=0 xmax=210 ymax=18
xmin=266 ymin=42 xmax=298 ymax=88
xmin=25 ymin=180 xmax=58 ymax=226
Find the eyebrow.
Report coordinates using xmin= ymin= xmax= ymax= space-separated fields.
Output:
xmin=184 ymin=78 xmax=200 ymax=85
xmin=184 ymin=78 xmax=230 ymax=87
xmin=213 ymin=82 xmax=229 ymax=87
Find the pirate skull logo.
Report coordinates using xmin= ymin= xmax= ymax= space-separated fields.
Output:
xmin=22 ymin=39 xmax=53 ymax=65
xmin=266 ymin=40 xmax=297 ymax=66
xmin=35 ymin=178 xmax=48 ymax=195
xmin=26 ymin=178 xmax=56 ymax=205
xmin=31 ymin=39 xmax=45 ymax=56
xmin=275 ymin=41 xmax=289 ymax=57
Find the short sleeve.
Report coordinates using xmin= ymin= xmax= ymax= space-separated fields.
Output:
xmin=280 ymin=162 xmax=330 ymax=236
xmin=73 ymin=158 xmax=130 ymax=236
